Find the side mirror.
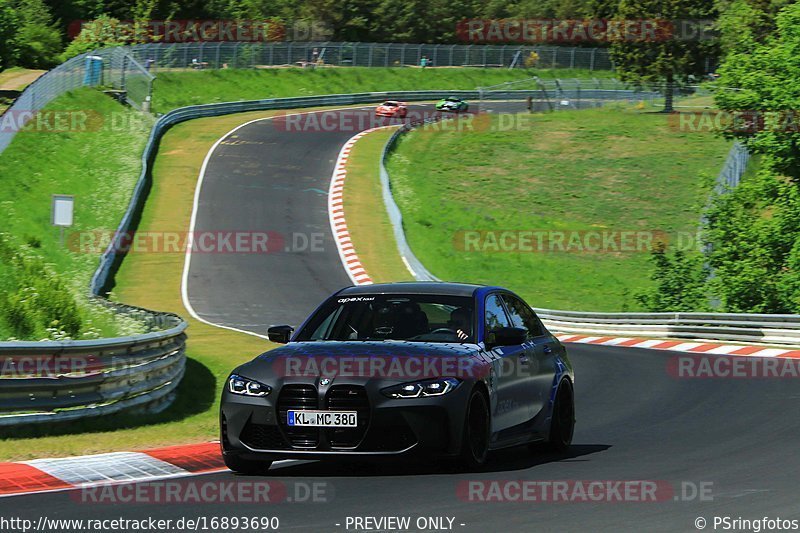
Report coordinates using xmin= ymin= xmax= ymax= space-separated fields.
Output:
xmin=267 ymin=325 xmax=294 ymax=344
xmin=486 ymin=327 xmax=527 ymax=349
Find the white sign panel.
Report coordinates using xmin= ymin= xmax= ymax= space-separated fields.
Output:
xmin=51 ymin=195 xmax=74 ymax=227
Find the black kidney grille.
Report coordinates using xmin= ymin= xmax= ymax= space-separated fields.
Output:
xmin=326 ymin=385 xmax=370 ymax=448
xmin=277 ymin=384 xmax=319 ymax=448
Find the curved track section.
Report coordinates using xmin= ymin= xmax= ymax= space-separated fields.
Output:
xmin=5 ymin=103 xmax=800 ymax=532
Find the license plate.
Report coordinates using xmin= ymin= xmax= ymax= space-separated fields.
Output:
xmin=287 ymin=410 xmax=357 ymax=427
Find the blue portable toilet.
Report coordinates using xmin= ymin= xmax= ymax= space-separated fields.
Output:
xmin=83 ymin=56 xmax=103 ymax=86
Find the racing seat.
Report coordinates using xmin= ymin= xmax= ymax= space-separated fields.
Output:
xmin=448 ymin=307 xmax=473 ymax=338
xmin=372 ymin=301 xmax=429 ymax=339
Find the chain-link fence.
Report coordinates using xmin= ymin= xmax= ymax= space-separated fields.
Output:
xmin=716 ymin=142 xmax=750 ymax=193
xmin=0 ymin=47 xmax=153 ymax=155
xmin=478 ymin=77 xmax=662 ymax=112
xmin=127 ymin=42 xmax=614 ymax=70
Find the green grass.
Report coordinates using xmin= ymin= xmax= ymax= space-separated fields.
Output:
xmin=386 ymin=106 xmax=730 ymax=311
xmin=342 ymin=127 xmax=415 ymax=283
xmin=0 ymin=109 xmax=343 ymax=460
xmin=151 ymin=67 xmax=614 ymax=112
xmin=0 ymin=88 xmax=153 ymax=339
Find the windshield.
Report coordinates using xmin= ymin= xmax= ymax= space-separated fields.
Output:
xmin=295 ymin=294 xmax=475 ymax=343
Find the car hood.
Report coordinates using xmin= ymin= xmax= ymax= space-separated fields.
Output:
xmin=235 ymin=340 xmax=487 ymax=384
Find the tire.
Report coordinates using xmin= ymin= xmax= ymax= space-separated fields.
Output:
xmin=545 ymin=379 xmax=575 ymax=452
xmin=459 ymin=388 xmax=491 ymax=470
xmin=223 ymin=453 xmax=272 ymax=475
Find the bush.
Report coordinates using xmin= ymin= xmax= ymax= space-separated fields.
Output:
xmin=635 ymin=243 xmax=710 ymax=312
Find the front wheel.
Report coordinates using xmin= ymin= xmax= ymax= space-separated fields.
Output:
xmin=223 ymin=454 xmax=272 ymax=475
xmin=459 ymin=388 xmax=490 ymax=470
xmin=545 ymin=379 xmax=575 ymax=452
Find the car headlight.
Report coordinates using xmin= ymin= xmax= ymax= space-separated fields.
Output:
xmin=228 ymin=374 xmax=272 ymax=397
xmin=382 ymin=378 xmax=461 ymax=399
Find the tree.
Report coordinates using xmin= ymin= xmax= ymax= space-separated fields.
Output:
xmin=602 ymin=0 xmax=719 ymax=111
xmin=60 ymin=15 xmax=130 ymax=59
xmin=703 ymin=166 xmax=800 ymax=313
xmin=14 ymin=0 xmax=63 ymax=68
xmin=0 ymin=0 xmax=20 ymax=69
xmin=715 ymin=2 xmax=800 ymax=180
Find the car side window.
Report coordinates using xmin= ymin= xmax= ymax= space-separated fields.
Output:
xmin=502 ymin=294 xmax=544 ymax=338
xmin=484 ymin=294 xmax=511 ymax=332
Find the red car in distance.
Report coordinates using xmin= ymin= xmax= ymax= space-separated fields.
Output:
xmin=375 ymin=100 xmax=408 ymax=118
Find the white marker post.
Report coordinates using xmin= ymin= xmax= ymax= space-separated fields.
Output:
xmin=51 ymin=194 xmax=74 ymax=247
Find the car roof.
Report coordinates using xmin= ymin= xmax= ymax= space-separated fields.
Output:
xmin=338 ymin=281 xmax=489 ymax=297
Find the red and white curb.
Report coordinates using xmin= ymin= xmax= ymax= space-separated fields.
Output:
xmin=329 ymin=126 xmax=398 ymax=286
xmin=557 ymin=334 xmax=800 ymax=358
xmin=0 ymin=442 xmax=226 ymax=497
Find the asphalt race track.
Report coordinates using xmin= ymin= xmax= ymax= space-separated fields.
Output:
xmin=4 ymin=104 xmax=800 ymax=532
xmin=184 ymin=101 xmax=544 ymax=333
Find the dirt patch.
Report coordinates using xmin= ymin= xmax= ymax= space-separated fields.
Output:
xmin=0 ymin=69 xmax=46 ymax=91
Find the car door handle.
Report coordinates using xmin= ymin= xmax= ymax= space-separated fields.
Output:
xmin=519 ymin=355 xmax=530 ymax=364
xmin=543 ymin=345 xmax=553 ymax=354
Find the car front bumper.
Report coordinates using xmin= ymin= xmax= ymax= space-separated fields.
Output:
xmin=220 ymin=378 xmax=472 ymax=461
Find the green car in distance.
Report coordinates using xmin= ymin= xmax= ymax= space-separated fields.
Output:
xmin=436 ymin=96 xmax=469 ymax=113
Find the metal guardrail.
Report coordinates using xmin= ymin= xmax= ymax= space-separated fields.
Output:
xmin=533 ymin=309 xmax=800 ymax=345
xmin=0 ymin=301 xmax=187 ymax=426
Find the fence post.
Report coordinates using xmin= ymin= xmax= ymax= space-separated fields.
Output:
xmin=589 ymin=48 xmax=596 ymax=71
xmin=216 ymin=42 xmax=222 ymax=68
xmin=570 ymin=47 xmax=575 ymax=69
